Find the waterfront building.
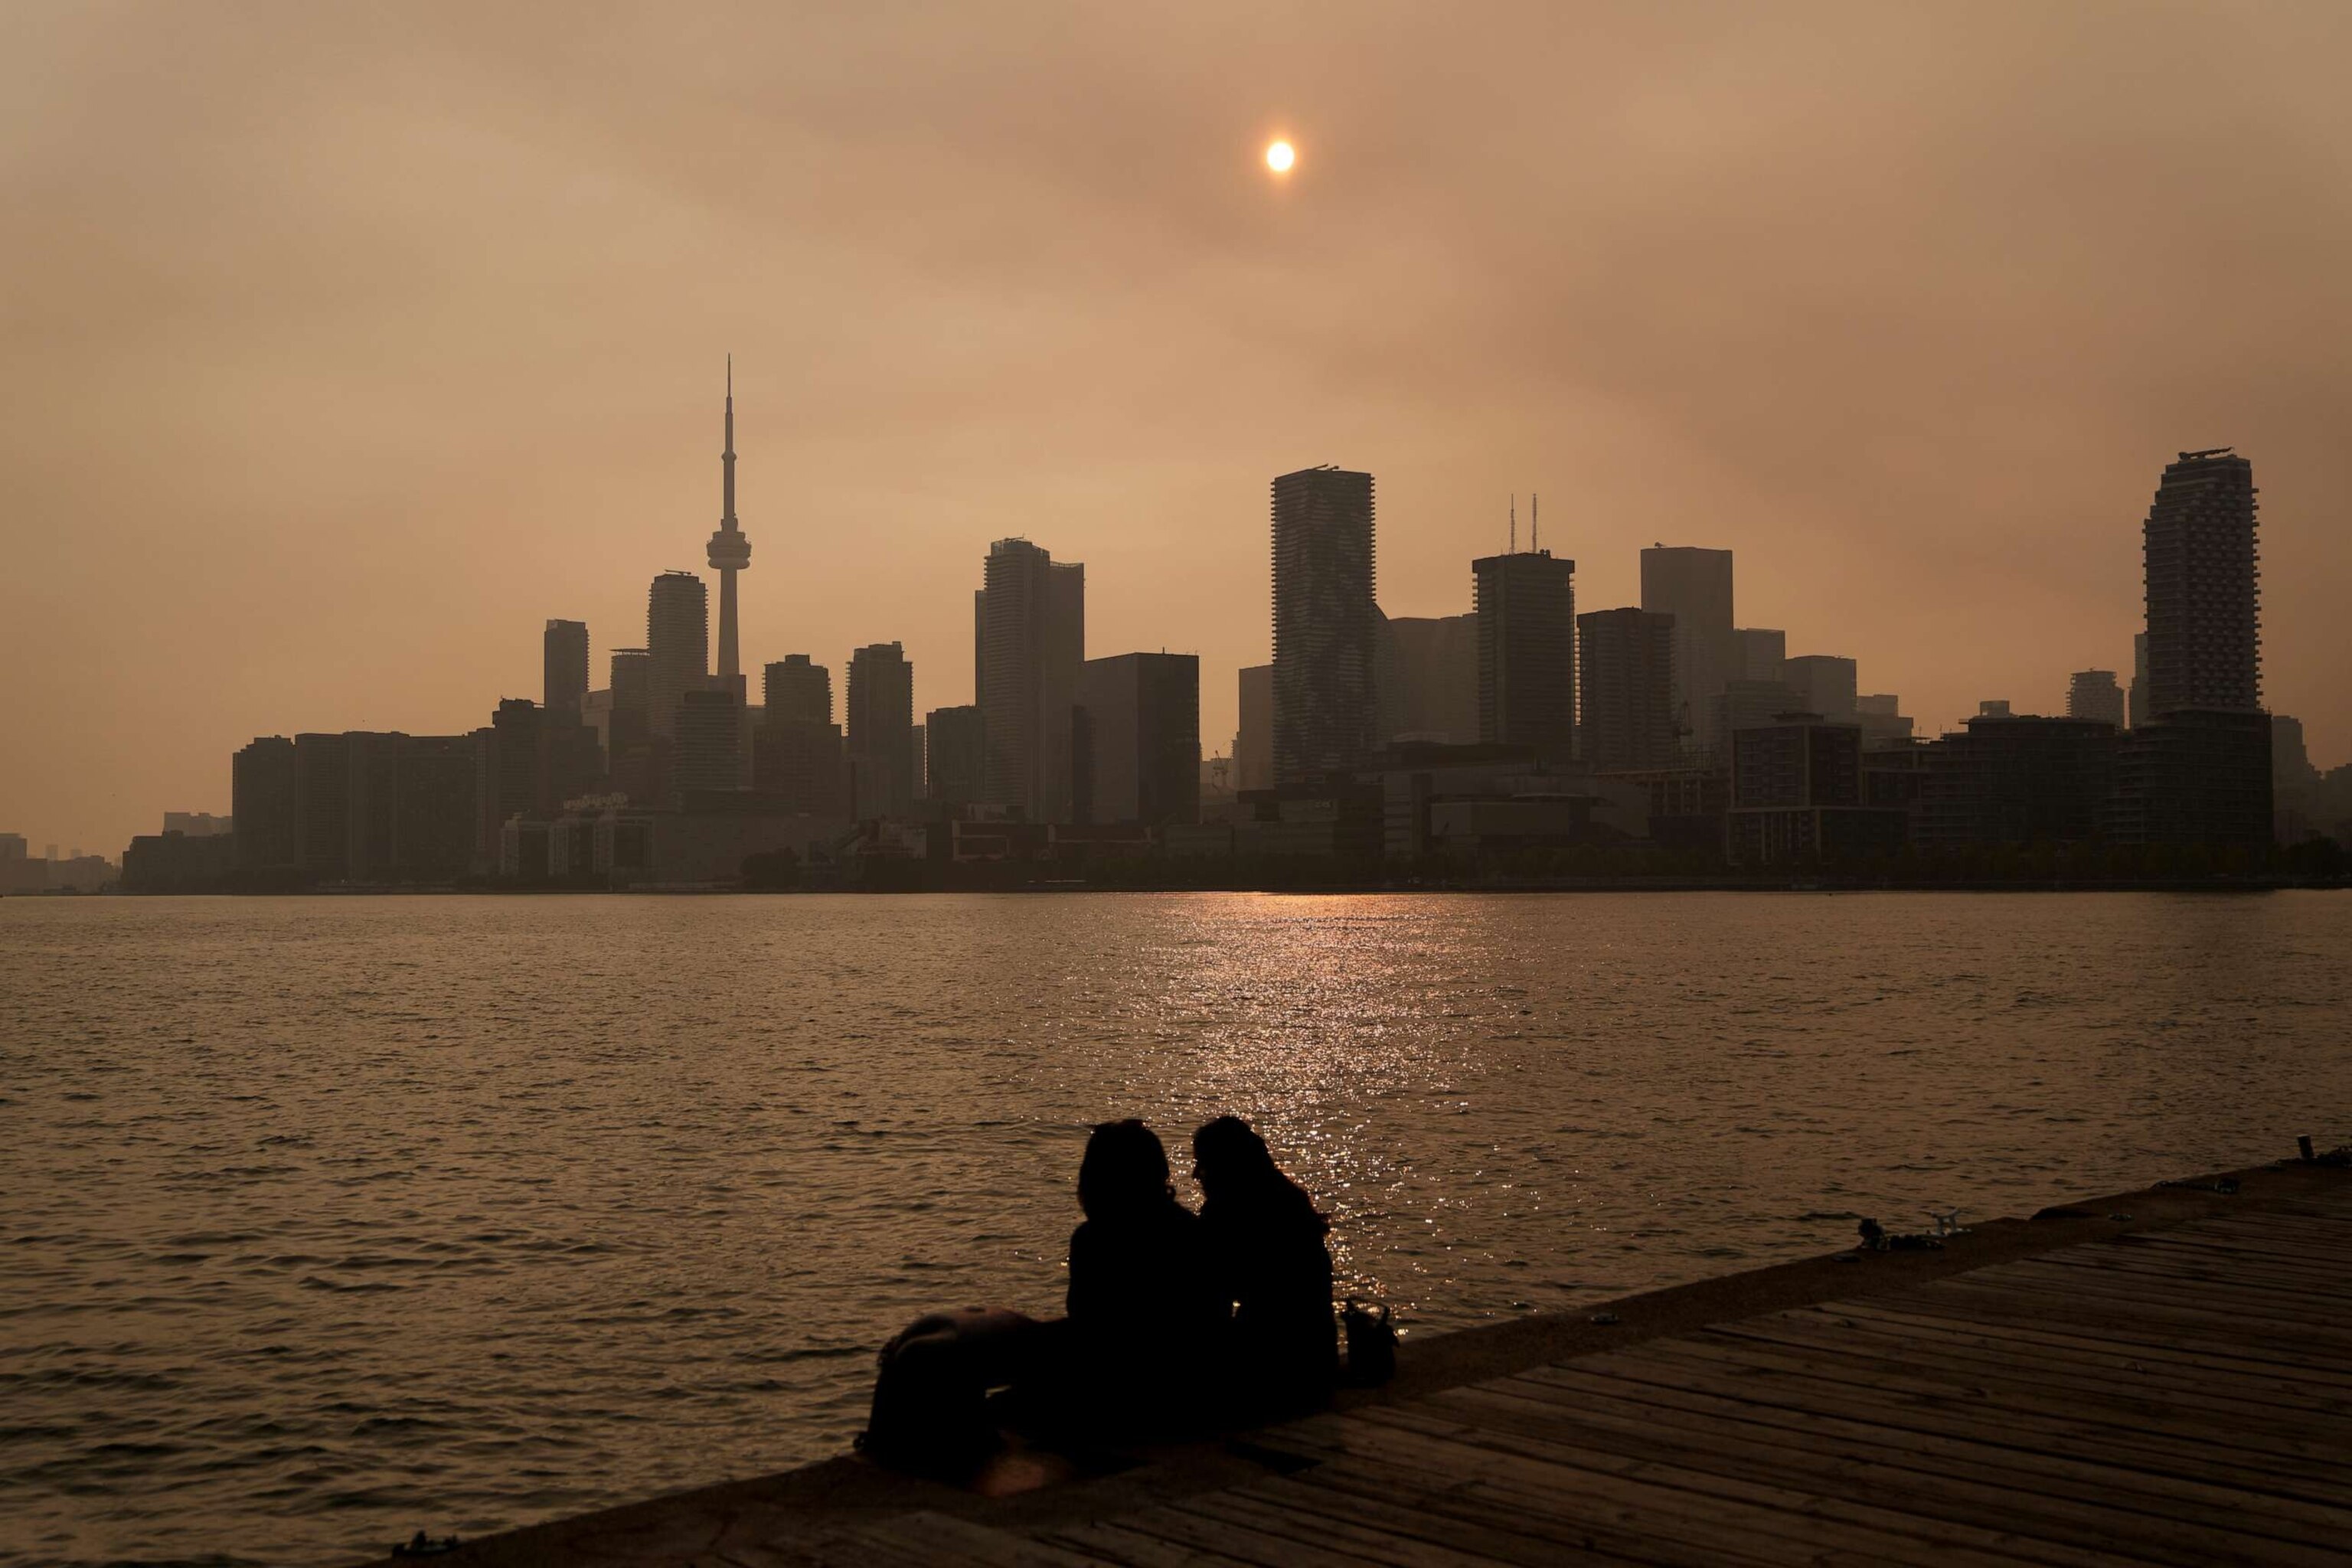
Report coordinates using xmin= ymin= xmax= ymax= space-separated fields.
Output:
xmin=1272 ymin=466 xmax=1378 ymax=782
xmin=293 ymin=732 xmax=351 ymax=882
xmin=1782 ymin=655 xmax=1859 ymax=724
xmin=924 ymin=704 xmax=985 ymax=807
xmin=1076 ymin=652 xmax=1200 ymax=826
xmin=1735 ymin=627 xmax=1786 ymax=683
xmin=707 ymin=361 xmax=753 ymax=695
xmin=1640 ymin=545 xmax=1736 ymax=756
xmin=232 ymin=737 xmax=299 ymax=874
xmin=122 ymin=827 xmax=239 ymax=893
xmin=162 ymin=812 xmax=231 ymax=837
xmin=1577 ymin=607 xmax=1678 ymax=773
xmin=1376 ymin=612 xmax=1478 ymax=745
xmin=2143 ymin=447 xmax=2259 ymax=717
xmin=752 ymin=715 xmax=847 ymax=817
xmin=676 ymin=686 xmax=747 ymax=797
xmin=544 ymin=619 xmax=589 ymax=717
xmin=2272 ymin=715 xmax=2319 ymax=789
xmin=2066 ymin=670 xmax=2126 ymax=728
xmin=1234 ymin=665 xmax=1274 ymax=792
xmin=848 ymin=641 xmax=917 ymax=818
xmin=2105 ymin=710 xmax=2273 ymax=847
xmin=979 ymin=538 xmax=1084 ymax=821
xmin=2128 ymin=632 xmax=2150 ymax=728
xmin=1472 ymin=549 xmax=1576 ymax=757
xmin=481 ymin=701 xmax=544 ymax=853
xmin=391 ymin=734 xmax=480 ymax=880
xmin=1728 ymin=713 xmax=1906 ymax=865
xmin=645 ymin=572 xmax=709 ymax=740
xmin=1916 ymin=716 xmax=2120 ymax=847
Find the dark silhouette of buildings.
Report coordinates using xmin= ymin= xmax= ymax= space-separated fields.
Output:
xmin=1916 ymin=716 xmax=2119 ymax=848
xmin=2144 ymin=448 xmax=2259 ymax=716
xmin=1375 ymin=612 xmax=1478 ymax=746
xmin=923 ymin=704 xmax=984 ymax=807
xmin=544 ymin=619 xmax=589 ymax=718
xmin=294 ymin=732 xmax=351 ymax=881
xmin=764 ymin=654 xmax=832 ymax=726
xmin=707 ymin=361 xmax=753 ymax=696
xmin=2066 ymin=670 xmax=2125 ymax=728
xmin=1076 ymin=653 xmax=1200 ymax=827
xmin=1472 ymin=549 xmax=1576 ymax=756
xmin=676 ymin=687 xmax=747 ymax=796
xmin=1735 ymin=627 xmax=1786 ymax=683
xmin=753 ymin=655 xmax=847 ymax=816
xmin=1272 ymin=466 xmax=1377 ymax=782
xmin=1782 ymin=655 xmax=1858 ymax=724
xmin=2108 ymin=709 xmax=2273 ymax=847
xmin=2128 ymin=632 xmax=2151 ymax=728
xmin=646 ymin=570 xmax=708 ymax=740
xmin=979 ymin=538 xmax=1085 ymax=821
xmin=848 ymin=641 xmax=916 ymax=818
xmin=1729 ymin=713 xmax=1906 ymax=865
xmin=1640 ymin=545 xmax=1734 ymax=755
xmin=1234 ymin=665 xmax=1273 ymax=793
xmin=232 ymin=737 xmax=299 ymax=875
xmin=1578 ymin=607 xmax=1678 ymax=773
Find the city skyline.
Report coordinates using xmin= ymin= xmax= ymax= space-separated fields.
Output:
xmin=8 ymin=5 xmax=2352 ymax=856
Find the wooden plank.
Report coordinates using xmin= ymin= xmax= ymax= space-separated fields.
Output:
xmin=1832 ymin=1289 xmax=2352 ymax=1384
xmin=1037 ymin=1517 xmax=1280 ymax=1568
xmin=1902 ymin=1274 xmax=2352 ymax=1359
xmin=1173 ymin=1490 xmax=1539 ymax=1568
xmin=1072 ymin=1501 xmax=1492 ymax=1568
xmin=1989 ymin=1252 xmax=2352 ymax=1319
xmin=1826 ymin=1297 xmax=2352 ymax=1390
xmin=1207 ymin=1470 xmax=1654 ymax=1568
xmin=2033 ymin=1246 xmax=2352 ymax=1306
xmin=843 ymin=1510 xmax=1119 ymax=1568
xmin=1419 ymin=1379 xmax=2344 ymax=1566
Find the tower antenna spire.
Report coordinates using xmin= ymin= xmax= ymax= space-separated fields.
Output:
xmin=1532 ymin=492 xmax=1539 ymax=553
xmin=707 ymin=356 xmax=752 ymax=684
xmin=1510 ymin=495 xmax=1517 ymax=554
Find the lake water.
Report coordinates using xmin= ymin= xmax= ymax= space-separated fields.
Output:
xmin=3 ymin=891 xmax=2347 ymax=1566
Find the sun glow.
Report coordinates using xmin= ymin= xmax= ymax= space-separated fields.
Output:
xmin=1265 ymin=139 xmax=1295 ymax=174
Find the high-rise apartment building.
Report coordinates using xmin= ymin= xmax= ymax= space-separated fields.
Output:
xmin=1735 ymin=628 xmax=1787 ymax=683
xmin=1472 ymin=550 xmax=1576 ymax=756
xmin=1076 ymin=653 xmax=1200 ymax=826
xmin=925 ymin=705 xmax=985 ymax=806
xmin=980 ymin=538 xmax=1085 ymax=821
xmin=675 ymin=687 xmax=746 ymax=796
xmin=1782 ymin=655 xmax=1859 ymax=723
xmin=646 ymin=571 xmax=709 ymax=740
xmin=1272 ymin=466 xmax=1377 ymax=782
xmin=847 ymin=641 xmax=916 ymax=818
xmin=293 ymin=731 xmax=351 ymax=882
xmin=1234 ymin=665 xmax=1274 ymax=793
xmin=1577 ymin=608 xmax=1677 ymax=773
xmin=2143 ymin=448 xmax=2259 ymax=716
xmin=2066 ymin=670 xmax=2125 ymax=728
xmin=544 ymin=620 xmax=590 ymax=717
xmin=1375 ymin=613 xmax=1478 ymax=746
xmin=763 ymin=655 xmax=833 ymax=726
xmin=232 ymin=736 xmax=299 ymax=874
xmin=1639 ymin=546 xmax=1735 ymax=755
xmin=2128 ymin=632 xmax=2150 ymax=729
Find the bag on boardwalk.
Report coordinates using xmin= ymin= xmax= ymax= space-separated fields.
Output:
xmin=1341 ymin=1299 xmax=1396 ymax=1387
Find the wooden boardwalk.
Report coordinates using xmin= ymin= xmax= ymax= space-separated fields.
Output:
xmin=430 ymin=1165 xmax=2352 ymax=1568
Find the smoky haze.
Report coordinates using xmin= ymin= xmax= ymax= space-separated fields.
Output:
xmin=3 ymin=2 xmax=2348 ymax=857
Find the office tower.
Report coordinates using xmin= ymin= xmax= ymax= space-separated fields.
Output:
xmin=1978 ymin=700 xmax=2013 ymax=717
xmin=1729 ymin=714 xmax=1904 ymax=865
xmin=925 ymin=705 xmax=985 ymax=806
xmin=706 ymin=360 xmax=753 ymax=692
xmin=232 ymin=736 xmax=299 ymax=874
xmin=2128 ymin=632 xmax=2150 ymax=728
xmin=1077 ymin=653 xmax=1200 ymax=825
xmin=2143 ymin=447 xmax=2259 ymax=716
xmin=1856 ymin=694 xmax=1915 ymax=748
xmin=1711 ymin=678 xmax=1804 ymax=746
xmin=847 ymin=641 xmax=916 ymax=818
xmin=646 ymin=572 xmax=709 ymax=740
xmin=608 ymin=648 xmax=652 ymax=755
xmin=2066 ymin=670 xmax=2125 ymax=728
xmin=292 ymin=732 xmax=351 ymax=882
xmin=1735 ymin=628 xmax=1786 ymax=683
xmin=544 ymin=619 xmax=590 ymax=717
xmin=980 ymin=538 xmax=1085 ymax=820
xmin=1272 ymin=466 xmax=1377 ymax=781
xmin=1782 ymin=655 xmax=1859 ymax=723
xmin=482 ymin=701 xmax=544 ymax=854
xmin=753 ymin=715 xmax=846 ymax=817
xmin=1577 ymin=608 xmax=1677 ymax=772
xmin=1234 ymin=665 xmax=1274 ymax=792
xmin=675 ymin=687 xmax=746 ymax=795
xmin=764 ymin=655 xmax=834 ymax=726
xmin=2272 ymin=715 xmax=2318 ymax=789
xmin=1376 ymin=612 xmax=1478 ymax=746
xmin=1639 ymin=545 xmax=1735 ymax=754
xmin=1472 ymin=549 xmax=1576 ymax=755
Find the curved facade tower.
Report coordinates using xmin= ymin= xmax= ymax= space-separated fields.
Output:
xmin=707 ymin=358 xmax=753 ymax=690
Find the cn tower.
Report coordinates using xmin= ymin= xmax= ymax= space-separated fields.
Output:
xmin=707 ymin=357 xmax=753 ymax=689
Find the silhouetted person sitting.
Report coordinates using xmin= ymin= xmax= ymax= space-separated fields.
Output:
xmin=1193 ymin=1116 xmax=1337 ymax=1416
xmin=1049 ymin=1119 xmax=1228 ymax=1440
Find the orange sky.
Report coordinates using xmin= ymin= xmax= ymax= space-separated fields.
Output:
xmin=5 ymin=2 xmax=2349 ymax=857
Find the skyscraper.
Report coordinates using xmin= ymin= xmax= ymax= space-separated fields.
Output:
xmin=924 ymin=705 xmax=985 ymax=806
xmin=1376 ymin=612 xmax=1478 ymax=745
xmin=1734 ymin=628 xmax=1787 ymax=683
xmin=2128 ymin=632 xmax=2151 ymax=729
xmin=2066 ymin=670 xmax=2125 ymax=728
xmin=763 ymin=655 xmax=833 ymax=726
xmin=706 ymin=359 xmax=753 ymax=694
xmin=232 ymin=736 xmax=299 ymax=875
xmin=1577 ymin=608 xmax=1677 ymax=773
xmin=847 ymin=641 xmax=916 ymax=818
xmin=2142 ymin=448 xmax=2259 ymax=716
xmin=645 ymin=571 xmax=708 ymax=739
xmin=1782 ymin=655 xmax=1859 ymax=723
xmin=608 ymin=648 xmax=652 ymax=756
xmin=544 ymin=619 xmax=590 ymax=717
xmin=1472 ymin=549 xmax=1576 ymax=756
xmin=675 ymin=687 xmax=746 ymax=796
xmin=1272 ymin=466 xmax=1377 ymax=782
xmin=1234 ymin=664 xmax=1273 ymax=792
xmin=1076 ymin=652 xmax=1200 ymax=826
xmin=980 ymin=538 xmax=1085 ymax=821
xmin=1639 ymin=546 xmax=1735 ymax=756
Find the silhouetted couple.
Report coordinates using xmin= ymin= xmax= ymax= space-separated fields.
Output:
xmin=863 ymin=1116 xmax=1335 ymax=1476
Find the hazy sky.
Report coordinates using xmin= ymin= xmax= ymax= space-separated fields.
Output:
xmin=5 ymin=2 xmax=2350 ymax=856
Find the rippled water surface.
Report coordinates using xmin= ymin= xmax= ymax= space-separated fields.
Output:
xmin=3 ymin=891 xmax=2347 ymax=1565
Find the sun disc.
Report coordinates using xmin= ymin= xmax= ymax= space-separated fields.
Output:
xmin=1266 ymin=140 xmax=1295 ymax=174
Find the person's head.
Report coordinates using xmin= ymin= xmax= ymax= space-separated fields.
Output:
xmin=1191 ymin=1114 xmax=1280 ymax=1202
xmin=1076 ymin=1119 xmax=1173 ymax=1222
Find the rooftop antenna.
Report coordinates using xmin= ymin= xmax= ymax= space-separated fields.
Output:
xmin=1510 ymin=495 xmax=1517 ymax=554
xmin=1532 ymin=492 xmax=1540 ymax=554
